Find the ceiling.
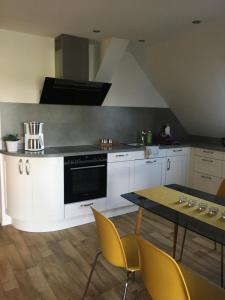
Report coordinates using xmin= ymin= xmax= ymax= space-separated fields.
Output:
xmin=1 ymin=0 xmax=225 ymax=44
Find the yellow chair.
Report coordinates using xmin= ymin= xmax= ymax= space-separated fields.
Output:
xmin=138 ymin=238 xmax=225 ymax=300
xmin=82 ymin=207 xmax=140 ymax=300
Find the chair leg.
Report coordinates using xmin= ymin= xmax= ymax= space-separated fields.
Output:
xmin=214 ymin=241 xmax=217 ymax=251
xmin=179 ymin=227 xmax=187 ymax=262
xmin=122 ymin=271 xmax=132 ymax=300
xmin=221 ymin=244 xmax=224 ymax=288
xmin=82 ymin=251 xmax=101 ymax=300
xmin=173 ymin=223 xmax=178 ymax=259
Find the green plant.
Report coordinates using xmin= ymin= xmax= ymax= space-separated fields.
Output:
xmin=2 ymin=134 xmax=20 ymax=141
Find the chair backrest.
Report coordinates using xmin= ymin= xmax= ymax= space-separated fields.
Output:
xmin=138 ymin=238 xmax=190 ymax=300
xmin=91 ymin=207 xmax=127 ymax=268
xmin=217 ymin=179 xmax=225 ymax=199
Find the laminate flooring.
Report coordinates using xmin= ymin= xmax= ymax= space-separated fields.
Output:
xmin=0 ymin=210 xmax=222 ymax=299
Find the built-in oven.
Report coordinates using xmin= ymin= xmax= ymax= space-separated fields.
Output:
xmin=64 ymin=154 xmax=107 ymax=204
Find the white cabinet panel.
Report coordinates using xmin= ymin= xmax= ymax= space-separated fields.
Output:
xmin=5 ymin=156 xmax=32 ymax=220
xmin=165 ymin=156 xmax=187 ymax=185
xmin=194 ymin=148 xmax=223 ymax=160
xmin=134 ymin=158 xmax=164 ymax=190
xmin=4 ymin=156 xmax=64 ymax=222
xmin=192 ymin=172 xmax=222 ymax=194
xmin=166 ymin=148 xmax=188 ymax=157
xmin=65 ymin=197 xmax=106 ymax=219
xmin=194 ymin=156 xmax=222 ymax=177
xmin=108 ymin=152 xmax=135 ymax=162
xmin=107 ymin=161 xmax=133 ymax=209
xmin=31 ymin=157 xmax=64 ymax=221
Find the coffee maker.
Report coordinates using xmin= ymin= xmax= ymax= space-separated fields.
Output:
xmin=24 ymin=122 xmax=44 ymax=151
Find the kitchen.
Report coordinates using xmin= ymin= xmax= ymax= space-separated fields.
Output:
xmin=1 ymin=0 xmax=225 ymax=299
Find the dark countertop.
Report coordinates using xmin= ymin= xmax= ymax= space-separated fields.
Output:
xmin=0 ymin=143 xmax=191 ymax=157
xmin=1 ymin=142 xmax=225 ymax=157
xmin=0 ymin=144 xmax=142 ymax=157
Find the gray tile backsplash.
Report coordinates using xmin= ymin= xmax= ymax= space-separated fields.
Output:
xmin=0 ymin=103 xmax=187 ymax=147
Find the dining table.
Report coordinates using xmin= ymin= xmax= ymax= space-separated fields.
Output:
xmin=122 ymin=184 xmax=225 ymax=287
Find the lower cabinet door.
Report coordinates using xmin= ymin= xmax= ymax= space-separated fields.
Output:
xmin=134 ymin=158 xmax=163 ymax=190
xmin=31 ymin=157 xmax=64 ymax=221
xmin=5 ymin=156 xmax=64 ymax=222
xmin=165 ymin=156 xmax=187 ymax=186
xmin=5 ymin=156 xmax=32 ymax=221
xmin=107 ymin=161 xmax=133 ymax=210
xmin=192 ymin=172 xmax=222 ymax=194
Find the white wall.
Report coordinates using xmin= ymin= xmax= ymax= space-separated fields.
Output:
xmin=0 ymin=29 xmax=167 ymax=108
xmin=103 ymin=51 xmax=167 ymax=107
xmin=140 ymin=22 xmax=225 ymax=137
xmin=0 ymin=30 xmax=54 ymax=103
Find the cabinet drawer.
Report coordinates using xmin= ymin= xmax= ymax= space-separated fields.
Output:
xmin=65 ymin=198 xmax=106 ymax=219
xmin=194 ymin=148 xmax=223 ymax=160
xmin=192 ymin=172 xmax=222 ymax=195
xmin=108 ymin=152 xmax=135 ymax=162
xmin=166 ymin=147 xmax=188 ymax=157
xmin=194 ymin=156 xmax=222 ymax=177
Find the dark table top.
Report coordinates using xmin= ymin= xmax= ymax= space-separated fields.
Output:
xmin=122 ymin=184 xmax=225 ymax=245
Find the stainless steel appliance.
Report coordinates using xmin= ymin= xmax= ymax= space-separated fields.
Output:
xmin=24 ymin=122 xmax=44 ymax=151
xmin=64 ymin=154 xmax=107 ymax=203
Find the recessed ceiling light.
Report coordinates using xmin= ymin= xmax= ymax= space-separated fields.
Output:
xmin=138 ymin=39 xmax=145 ymax=42
xmin=192 ymin=20 xmax=202 ymax=24
xmin=93 ymin=29 xmax=101 ymax=33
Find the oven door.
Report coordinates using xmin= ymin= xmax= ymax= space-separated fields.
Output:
xmin=64 ymin=161 xmax=107 ymax=204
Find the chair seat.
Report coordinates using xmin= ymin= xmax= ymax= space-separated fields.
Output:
xmin=121 ymin=234 xmax=140 ymax=272
xmin=179 ymin=264 xmax=225 ymax=300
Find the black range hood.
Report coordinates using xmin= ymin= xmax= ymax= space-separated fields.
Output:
xmin=40 ymin=35 xmax=112 ymax=106
xmin=40 ymin=77 xmax=111 ymax=106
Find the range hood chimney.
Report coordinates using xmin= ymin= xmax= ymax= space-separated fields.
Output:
xmin=40 ymin=35 xmax=111 ymax=105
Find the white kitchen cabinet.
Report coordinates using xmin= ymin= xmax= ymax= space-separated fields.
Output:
xmin=194 ymin=156 xmax=222 ymax=177
xmin=165 ymin=156 xmax=187 ymax=185
xmin=134 ymin=158 xmax=164 ymax=190
xmin=4 ymin=155 xmax=64 ymax=223
xmin=107 ymin=155 xmax=134 ymax=210
xmin=5 ymin=156 xmax=32 ymax=221
xmin=192 ymin=172 xmax=222 ymax=194
xmin=189 ymin=147 xmax=224 ymax=194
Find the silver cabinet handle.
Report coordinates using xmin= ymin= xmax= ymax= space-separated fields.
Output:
xmin=115 ymin=154 xmax=128 ymax=157
xmin=201 ymin=175 xmax=212 ymax=180
xmin=25 ymin=160 xmax=30 ymax=175
xmin=201 ymin=158 xmax=213 ymax=163
xmin=173 ymin=149 xmax=182 ymax=152
xmin=203 ymin=150 xmax=214 ymax=154
xmin=80 ymin=202 xmax=94 ymax=207
xmin=70 ymin=165 xmax=105 ymax=171
xmin=167 ymin=158 xmax=171 ymax=171
xmin=146 ymin=160 xmax=157 ymax=163
xmin=18 ymin=159 xmax=23 ymax=175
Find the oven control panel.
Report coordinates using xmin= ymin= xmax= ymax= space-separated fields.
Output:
xmin=64 ymin=154 xmax=107 ymax=166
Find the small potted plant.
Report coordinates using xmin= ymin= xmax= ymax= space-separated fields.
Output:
xmin=2 ymin=134 xmax=20 ymax=152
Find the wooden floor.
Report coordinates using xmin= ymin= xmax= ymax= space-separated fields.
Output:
xmin=0 ymin=210 xmax=222 ymax=299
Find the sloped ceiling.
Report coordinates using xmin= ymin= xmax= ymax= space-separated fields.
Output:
xmin=131 ymin=21 xmax=225 ymax=137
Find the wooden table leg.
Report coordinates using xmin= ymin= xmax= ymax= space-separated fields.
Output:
xmin=221 ymin=244 xmax=224 ymax=288
xmin=135 ymin=207 xmax=144 ymax=235
xmin=173 ymin=223 xmax=178 ymax=259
